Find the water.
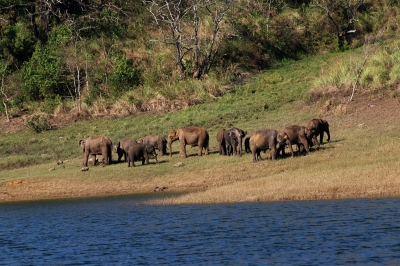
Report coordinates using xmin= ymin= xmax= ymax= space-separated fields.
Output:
xmin=1 ymin=195 xmax=400 ymax=265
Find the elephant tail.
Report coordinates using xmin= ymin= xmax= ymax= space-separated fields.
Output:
xmin=108 ymin=147 xmax=112 ymax=164
xmin=204 ymin=133 xmax=210 ymax=149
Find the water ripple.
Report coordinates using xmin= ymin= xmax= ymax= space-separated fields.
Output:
xmin=1 ymin=197 xmax=400 ymax=265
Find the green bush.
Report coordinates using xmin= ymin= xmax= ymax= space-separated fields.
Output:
xmin=110 ymin=56 xmax=143 ymax=95
xmin=26 ymin=115 xmax=55 ymax=133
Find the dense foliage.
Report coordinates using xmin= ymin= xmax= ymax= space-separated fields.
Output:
xmin=0 ymin=0 xmax=399 ymax=119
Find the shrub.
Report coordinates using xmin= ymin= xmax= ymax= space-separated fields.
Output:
xmin=26 ymin=115 xmax=55 ymax=133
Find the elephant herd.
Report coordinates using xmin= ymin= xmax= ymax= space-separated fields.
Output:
xmin=78 ymin=119 xmax=330 ymax=167
xmin=215 ymin=119 xmax=330 ymax=162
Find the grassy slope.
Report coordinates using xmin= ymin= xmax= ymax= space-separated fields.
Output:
xmin=1 ymin=51 xmax=400 ymax=203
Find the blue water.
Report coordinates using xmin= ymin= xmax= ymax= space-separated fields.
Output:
xmin=1 ymin=195 xmax=400 ymax=265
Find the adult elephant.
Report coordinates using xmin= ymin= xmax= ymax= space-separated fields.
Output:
xmin=223 ymin=127 xmax=247 ymax=156
xmin=277 ymin=125 xmax=311 ymax=157
xmin=126 ymin=143 xmax=158 ymax=167
xmin=114 ymin=138 xmax=137 ymax=162
xmin=216 ymin=129 xmax=227 ymax=155
xmin=168 ymin=126 xmax=209 ymax=158
xmin=79 ymin=135 xmax=112 ymax=166
xmin=137 ymin=134 xmax=167 ymax=156
xmin=305 ymin=118 xmax=331 ymax=149
xmin=249 ymin=129 xmax=292 ymax=162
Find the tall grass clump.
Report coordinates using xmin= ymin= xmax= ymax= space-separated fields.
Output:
xmin=313 ymin=54 xmax=362 ymax=91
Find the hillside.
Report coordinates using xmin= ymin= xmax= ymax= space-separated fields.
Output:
xmin=1 ymin=91 xmax=400 ymax=203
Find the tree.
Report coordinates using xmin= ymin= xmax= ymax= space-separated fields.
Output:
xmin=348 ymin=31 xmax=382 ymax=102
xmin=313 ymin=0 xmax=367 ymax=50
xmin=0 ymin=60 xmax=11 ymax=122
xmin=143 ymin=0 xmax=235 ymax=79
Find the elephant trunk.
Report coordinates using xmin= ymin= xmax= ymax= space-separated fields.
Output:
xmin=326 ymin=129 xmax=330 ymax=142
xmin=238 ymin=137 xmax=243 ymax=156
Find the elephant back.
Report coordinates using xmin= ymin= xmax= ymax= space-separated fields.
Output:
xmin=120 ymin=139 xmax=137 ymax=149
xmin=85 ymin=135 xmax=112 ymax=148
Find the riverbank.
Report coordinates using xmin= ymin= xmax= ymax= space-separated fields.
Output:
xmin=1 ymin=96 xmax=399 ymax=204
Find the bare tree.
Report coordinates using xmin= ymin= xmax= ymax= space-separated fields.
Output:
xmin=64 ymin=39 xmax=90 ymax=112
xmin=0 ymin=60 xmax=11 ymax=122
xmin=348 ymin=31 xmax=382 ymax=102
xmin=314 ymin=0 xmax=367 ymax=50
xmin=143 ymin=0 xmax=235 ymax=79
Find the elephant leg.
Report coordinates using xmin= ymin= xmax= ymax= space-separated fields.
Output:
xmin=270 ymin=147 xmax=277 ymax=160
xmin=300 ymin=139 xmax=310 ymax=154
xmin=257 ymin=150 xmax=262 ymax=161
xmin=204 ymin=144 xmax=209 ymax=155
xmin=238 ymin=140 xmax=243 ymax=157
xmin=286 ymin=141 xmax=294 ymax=157
xmin=180 ymin=142 xmax=187 ymax=158
xmin=312 ymin=136 xmax=320 ymax=149
xmin=318 ymin=132 xmax=323 ymax=144
xmin=198 ymin=142 xmax=203 ymax=156
xmin=277 ymin=143 xmax=285 ymax=158
xmin=225 ymin=143 xmax=230 ymax=156
xmin=83 ymin=152 xmax=89 ymax=166
xmin=142 ymin=157 xmax=146 ymax=165
xmin=252 ymin=150 xmax=257 ymax=162
xmin=102 ymin=150 xmax=109 ymax=165
xmin=232 ymin=142 xmax=238 ymax=156
xmin=91 ymin=154 xmax=97 ymax=166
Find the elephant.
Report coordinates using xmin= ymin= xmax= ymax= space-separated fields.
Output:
xmin=277 ymin=125 xmax=311 ymax=157
xmin=137 ymin=134 xmax=167 ymax=156
xmin=216 ymin=129 xmax=227 ymax=155
xmin=305 ymin=118 xmax=331 ymax=149
xmin=223 ymin=127 xmax=247 ymax=156
xmin=79 ymin=135 xmax=112 ymax=166
xmin=249 ymin=129 xmax=292 ymax=162
xmin=167 ymin=126 xmax=209 ymax=158
xmin=114 ymin=138 xmax=137 ymax=162
xmin=126 ymin=143 xmax=158 ymax=167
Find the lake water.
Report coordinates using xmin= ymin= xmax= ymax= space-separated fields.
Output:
xmin=1 ymin=195 xmax=400 ymax=265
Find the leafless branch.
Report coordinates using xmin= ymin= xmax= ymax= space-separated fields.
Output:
xmin=348 ymin=31 xmax=383 ymax=103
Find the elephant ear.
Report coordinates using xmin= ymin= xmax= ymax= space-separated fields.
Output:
xmin=278 ymin=132 xmax=289 ymax=142
xmin=79 ymin=140 xmax=86 ymax=152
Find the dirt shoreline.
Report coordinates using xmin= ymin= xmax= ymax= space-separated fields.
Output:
xmin=2 ymin=175 xmax=400 ymax=204
xmin=0 ymin=177 xmax=197 ymax=203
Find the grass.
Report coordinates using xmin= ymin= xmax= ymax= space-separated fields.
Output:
xmin=1 ymin=49 xmax=400 ymax=204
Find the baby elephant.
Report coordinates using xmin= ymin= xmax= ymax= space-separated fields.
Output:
xmin=126 ymin=144 xmax=158 ymax=167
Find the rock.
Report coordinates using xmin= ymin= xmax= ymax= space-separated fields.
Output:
xmin=81 ymin=167 xmax=89 ymax=171
xmin=49 ymin=167 xmax=55 ymax=171
xmin=154 ymin=186 xmax=168 ymax=192
xmin=57 ymin=160 xmax=63 ymax=165
xmin=174 ymin=162 xmax=184 ymax=167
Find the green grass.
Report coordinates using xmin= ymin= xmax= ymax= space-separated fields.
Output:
xmin=0 ymin=52 xmax=347 ymax=169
